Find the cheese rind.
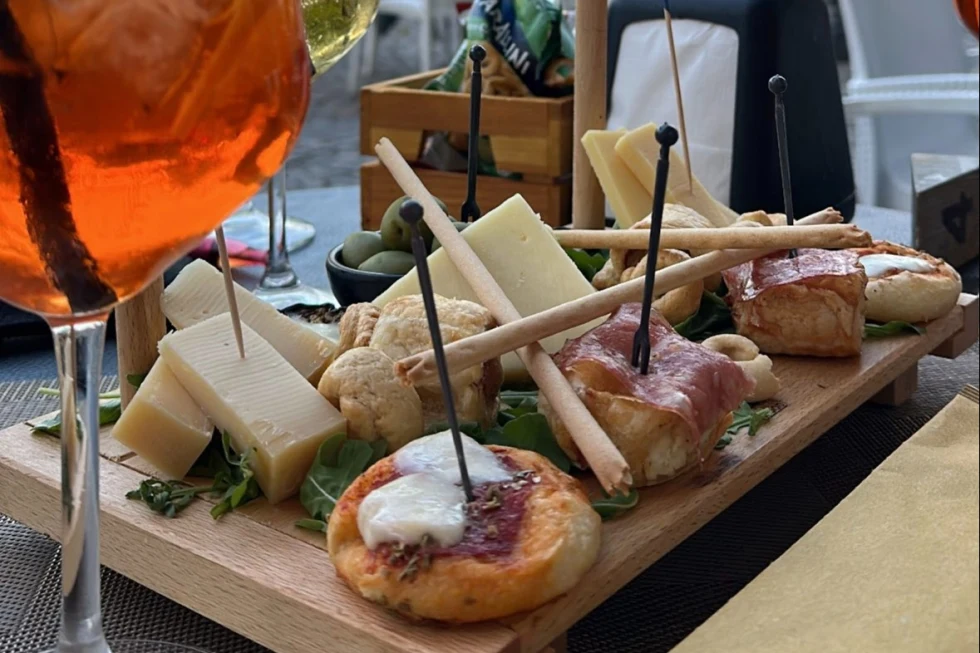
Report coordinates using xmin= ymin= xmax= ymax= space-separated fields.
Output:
xmin=615 ymin=123 xmax=739 ymax=227
xmin=110 ymin=358 xmax=213 ymax=480
xmin=357 ymin=473 xmax=467 ymax=549
xmin=162 ymin=260 xmax=334 ymax=384
xmin=582 ymin=129 xmax=652 ymax=228
xmin=374 ymin=195 xmax=604 ymax=381
xmin=394 ymin=431 xmax=511 ymax=485
xmin=158 ymin=314 xmax=347 ymax=504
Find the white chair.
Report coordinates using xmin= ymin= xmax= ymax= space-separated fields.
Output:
xmin=348 ymin=0 xmax=459 ymax=93
xmin=838 ymin=0 xmax=979 ymax=211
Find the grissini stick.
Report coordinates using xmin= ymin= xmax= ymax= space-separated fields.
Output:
xmin=375 ymin=137 xmax=632 ymax=494
xmin=554 ymin=224 xmax=871 ymax=251
xmin=397 ymin=208 xmax=843 ymax=386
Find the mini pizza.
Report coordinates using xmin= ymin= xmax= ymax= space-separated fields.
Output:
xmin=538 ymin=304 xmax=754 ymax=486
xmin=852 ymin=241 xmax=962 ymax=323
xmin=722 ymin=248 xmax=867 ymax=357
xmin=327 ymin=432 xmax=601 ymax=623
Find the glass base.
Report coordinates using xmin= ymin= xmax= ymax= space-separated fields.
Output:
xmin=219 ymin=208 xmax=316 ymax=253
xmin=252 ymin=282 xmax=337 ymax=310
xmin=43 ymin=640 xmax=210 ymax=653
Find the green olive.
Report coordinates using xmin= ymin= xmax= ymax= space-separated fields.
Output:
xmin=379 ymin=195 xmax=450 ymax=251
xmin=358 ymin=250 xmax=416 ymax=275
xmin=341 ymin=231 xmax=386 ymax=269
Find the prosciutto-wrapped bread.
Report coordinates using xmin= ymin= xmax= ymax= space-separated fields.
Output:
xmin=722 ymin=249 xmax=868 ymax=357
xmin=539 ymin=304 xmax=754 ymax=486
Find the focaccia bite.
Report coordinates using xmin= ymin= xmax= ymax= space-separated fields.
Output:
xmin=852 ymin=241 xmax=962 ymax=323
xmin=722 ymin=248 xmax=868 ymax=357
xmin=539 ymin=304 xmax=754 ymax=486
xmin=327 ymin=432 xmax=601 ymax=623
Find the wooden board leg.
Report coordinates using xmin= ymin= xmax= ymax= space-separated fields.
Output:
xmin=871 ymin=364 xmax=919 ymax=406
xmin=931 ymin=293 xmax=979 ymax=360
xmin=540 ymin=632 xmax=568 ymax=653
xmin=115 ymin=277 xmax=166 ymax=408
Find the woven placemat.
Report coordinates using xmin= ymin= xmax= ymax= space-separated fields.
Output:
xmin=2 ymin=345 xmax=977 ymax=653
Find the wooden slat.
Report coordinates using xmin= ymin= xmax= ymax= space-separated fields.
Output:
xmin=0 ymin=298 xmax=973 ymax=653
xmin=932 ymin=293 xmax=979 ymax=359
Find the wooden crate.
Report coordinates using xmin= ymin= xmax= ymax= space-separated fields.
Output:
xmin=360 ymin=70 xmax=574 ymax=179
xmin=361 ymin=161 xmax=571 ymax=230
xmin=1 ymin=295 xmax=976 ymax=653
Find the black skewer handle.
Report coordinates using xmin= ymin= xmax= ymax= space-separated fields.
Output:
xmin=631 ymin=123 xmax=678 ymax=375
xmin=461 ymin=45 xmax=486 ymax=223
xmin=399 ymin=200 xmax=475 ymax=501
xmin=769 ymin=74 xmax=796 ymax=258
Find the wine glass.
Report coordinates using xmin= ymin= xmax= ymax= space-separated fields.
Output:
xmin=0 ymin=1 xmax=311 ymax=651
xmin=238 ymin=0 xmax=380 ymax=309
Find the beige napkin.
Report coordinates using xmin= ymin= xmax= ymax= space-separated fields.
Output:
xmin=672 ymin=387 xmax=980 ymax=653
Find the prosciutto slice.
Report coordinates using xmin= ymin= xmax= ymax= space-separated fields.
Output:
xmin=553 ymin=304 xmax=754 ymax=445
xmin=723 ymin=248 xmax=864 ymax=302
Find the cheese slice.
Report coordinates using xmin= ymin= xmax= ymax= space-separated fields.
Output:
xmin=158 ymin=314 xmax=347 ymax=504
xmin=110 ymin=358 xmax=213 ymax=480
xmin=859 ymin=254 xmax=934 ymax=279
xmin=374 ymin=195 xmax=604 ymax=381
xmin=394 ymin=431 xmax=512 ymax=485
xmin=615 ymin=123 xmax=740 ymax=227
xmin=162 ymin=260 xmax=335 ymax=384
xmin=357 ymin=473 xmax=467 ymax=549
xmin=582 ymin=128 xmax=652 ymax=228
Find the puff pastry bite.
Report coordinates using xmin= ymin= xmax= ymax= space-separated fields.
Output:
xmin=327 ymin=432 xmax=601 ymax=622
xmin=852 ymin=241 xmax=962 ymax=324
xmin=722 ymin=248 xmax=868 ymax=357
xmin=539 ymin=304 xmax=754 ymax=486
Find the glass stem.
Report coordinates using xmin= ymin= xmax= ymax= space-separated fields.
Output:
xmin=258 ymin=168 xmax=299 ymax=290
xmin=50 ymin=317 xmax=110 ymax=653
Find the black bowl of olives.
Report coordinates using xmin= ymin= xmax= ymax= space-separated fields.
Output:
xmin=326 ymin=196 xmax=467 ymax=306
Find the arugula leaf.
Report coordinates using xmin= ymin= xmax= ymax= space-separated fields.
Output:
xmin=564 ymin=247 xmax=609 ymax=282
xmin=864 ymin=321 xmax=925 ymax=339
xmin=127 ymin=373 xmax=148 ymax=389
xmin=30 ymin=398 xmax=122 ymax=437
xmin=591 ymin=488 xmax=639 ymax=521
xmin=298 ymin=435 xmax=387 ymax=524
xmin=482 ymin=413 xmax=572 ymax=472
xmin=209 ymin=433 xmax=261 ymax=519
xmin=424 ymin=420 xmax=484 ymax=438
xmin=498 ymin=395 xmax=538 ymax=423
xmin=674 ymin=292 xmax=735 ymax=341
xmin=126 ymin=479 xmax=210 ymax=518
xmin=714 ymin=401 xmax=775 ymax=450
xmin=295 ymin=518 xmax=328 ymax=533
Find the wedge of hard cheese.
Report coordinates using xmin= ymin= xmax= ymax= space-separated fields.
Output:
xmin=158 ymin=314 xmax=347 ymax=504
xmin=582 ymin=128 xmax=652 ymax=228
xmin=162 ymin=260 xmax=334 ymax=385
xmin=615 ymin=123 xmax=739 ymax=227
xmin=110 ymin=358 xmax=213 ymax=480
xmin=374 ymin=195 xmax=604 ymax=382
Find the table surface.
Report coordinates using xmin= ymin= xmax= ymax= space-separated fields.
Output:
xmin=1 ymin=187 xmax=978 ymax=653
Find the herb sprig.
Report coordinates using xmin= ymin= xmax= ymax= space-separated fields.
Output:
xmin=29 ymin=386 xmax=122 ymax=436
xmin=674 ymin=292 xmax=735 ymax=341
xmin=864 ymin=321 xmax=925 ymax=339
xmin=714 ymin=401 xmax=775 ymax=450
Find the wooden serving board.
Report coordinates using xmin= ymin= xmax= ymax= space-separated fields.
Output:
xmin=1 ymin=294 xmax=977 ymax=653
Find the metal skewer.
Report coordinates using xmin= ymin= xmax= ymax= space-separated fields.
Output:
xmin=631 ymin=123 xmax=678 ymax=374
xmin=460 ymin=45 xmax=486 ymax=224
xmin=663 ymin=0 xmax=693 ymax=190
xmin=214 ymin=226 xmax=246 ymax=358
xmin=769 ymin=74 xmax=796 ymax=258
xmin=400 ymin=199 xmax=475 ymax=501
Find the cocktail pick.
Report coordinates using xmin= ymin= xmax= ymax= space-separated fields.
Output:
xmin=631 ymin=123 xmax=678 ymax=375
xmin=400 ymin=199 xmax=475 ymax=501
xmin=214 ymin=226 xmax=246 ymax=358
xmin=769 ymin=74 xmax=796 ymax=258
xmin=663 ymin=0 xmax=693 ymax=190
xmin=460 ymin=45 xmax=486 ymax=224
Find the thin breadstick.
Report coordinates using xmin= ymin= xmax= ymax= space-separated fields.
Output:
xmin=375 ymin=138 xmax=633 ymax=494
xmin=397 ymin=208 xmax=843 ymax=387
xmin=554 ymin=224 xmax=870 ymax=251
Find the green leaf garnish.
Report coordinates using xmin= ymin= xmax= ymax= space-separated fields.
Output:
xmin=208 ymin=433 xmax=261 ymax=519
xmin=482 ymin=413 xmax=572 ymax=473
xmin=674 ymin=292 xmax=735 ymax=341
xmin=714 ymin=401 xmax=775 ymax=450
xmin=125 ymin=479 xmax=211 ymax=518
xmin=864 ymin=321 xmax=925 ymax=339
xmin=298 ymin=435 xmax=387 ymax=524
xmin=29 ymin=397 xmax=122 ymax=436
xmin=564 ymin=247 xmax=609 ymax=282
xmin=295 ymin=518 xmax=328 ymax=533
xmin=591 ymin=488 xmax=639 ymax=521
xmin=127 ymin=373 xmax=148 ymax=389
